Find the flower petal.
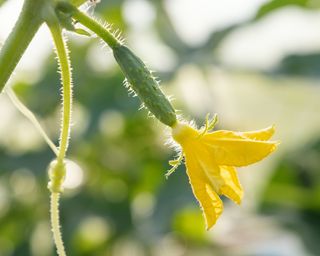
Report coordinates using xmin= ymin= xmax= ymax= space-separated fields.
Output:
xmin=203 ymin=131 xmax=278 ymax=166
xmin=184 ymin=151 xmax=223 ymax=230
xmin=195 ymin=151 xmax=243 ymax=205
xmin=240 ymin=125 xmax=275 ymax=141
xmin=219 ymin=166 xmax=243 ymax=204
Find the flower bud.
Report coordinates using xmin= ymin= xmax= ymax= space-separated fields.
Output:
xmin=47 ymin=160 xmax=66 ymax=193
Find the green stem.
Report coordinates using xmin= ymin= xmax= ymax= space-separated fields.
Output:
xmin=0 ymin=0 xmax=44 ymax=92
xmin=56 ymin=1 xmax=120 ymax=48
xmin=46 ymin=12 xmax=73 ymax=256
xmin=47 ymin=23 xmax=73 ymax=163
xmin=50 ymin=193 xmax=66 ymax=256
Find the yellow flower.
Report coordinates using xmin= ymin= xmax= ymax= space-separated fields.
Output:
xmin=169 ymin=116 xmax=278 ymax=230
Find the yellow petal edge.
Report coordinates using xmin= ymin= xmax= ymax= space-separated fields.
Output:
xmin=171 ymin=121 xmax=278 ymax=230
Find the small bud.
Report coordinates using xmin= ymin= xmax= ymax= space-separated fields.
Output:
xmin=113 ymin=45 xmax=177 ymax=127
xmin=47 ymin=159 xmax=66 ymax=193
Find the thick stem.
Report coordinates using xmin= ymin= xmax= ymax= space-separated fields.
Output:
xmin=0 ymin=0 xmax=44 ymax=91
xmin=50 ymin=193 xmax=66 ymax=256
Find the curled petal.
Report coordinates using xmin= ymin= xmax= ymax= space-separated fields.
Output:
xmin=219 ymin=166 xmax=243 ymax=204
xmin=203 ymin=131 xmax=278 ymax=166
xmin=205 ymin=184 xmax=223 ymax=229
xmin=196 ymin=150 xmax=243 ymax=205
xmin=184 ymin=151 xmax=223 ymax=229
xmin=240 ymin=125 xmax=275 ymax=141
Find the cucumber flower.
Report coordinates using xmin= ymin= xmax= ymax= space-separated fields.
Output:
xmin=100 ymin=33 xmax=278 ymax=229
xmin=107 ymin=37 xmax=279 ymax=230
xmin=65 ymin=8 xmax=279 ymax=229
xmin=169 ymin=116 xmax=278 ymax=229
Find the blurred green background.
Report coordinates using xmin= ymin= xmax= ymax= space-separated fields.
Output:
xmin=1 ymin=0 xmax=320 ymax=255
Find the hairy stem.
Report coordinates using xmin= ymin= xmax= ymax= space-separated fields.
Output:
xmin=46 ymin=13 xmax=73 ymax=256
xmin=56 ymin=1 xmax=120 ymax=48
xmin=0 ymin=0 xmax=44 ymax=92
xmin=50 ymin=193 xmax=66 ymax=256
xmin=48 ymin=24 xmax=73 ymax=163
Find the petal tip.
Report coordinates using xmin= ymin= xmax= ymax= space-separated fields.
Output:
xmin=206 ymin=225 xmax=213 ymax=231
xmin=235 ymin=197 xmax=242 ymax=205
xmin=271 ymin=140 xmax=281 ymax=151
xmin=205 ymin=219 xmax=216 ymax=231
xmin=270 ymin=124 xmax=276 ymax=136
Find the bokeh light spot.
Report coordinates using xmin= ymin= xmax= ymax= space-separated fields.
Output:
xmin=63 ymin=160 xmax=85 ymax=190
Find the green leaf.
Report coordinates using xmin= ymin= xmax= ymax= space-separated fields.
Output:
xmin=255 ymin=0 xmax=311 ymax=20
xmin=74 ymin=28 xmax=91 ymax=37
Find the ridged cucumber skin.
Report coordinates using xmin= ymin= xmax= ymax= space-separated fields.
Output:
xmin=113 ymin=45 xmax=177 ymax=127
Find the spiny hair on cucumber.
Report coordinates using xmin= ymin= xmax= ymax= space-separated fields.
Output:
xmin=123 ymin=78 xmax=137 ymax=97
xmin=113 ymin=45 xmax=177 ymax=126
